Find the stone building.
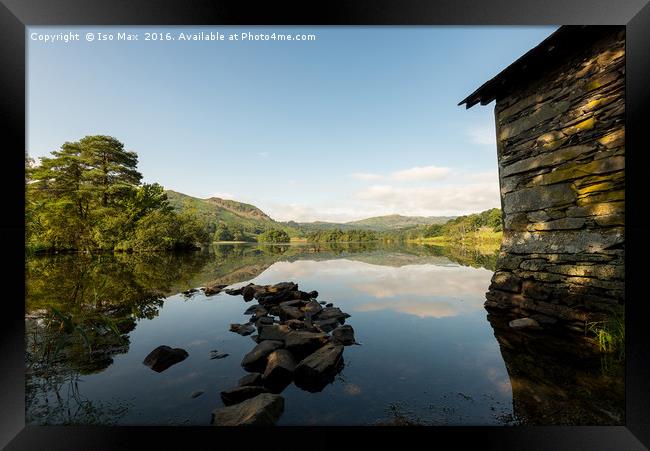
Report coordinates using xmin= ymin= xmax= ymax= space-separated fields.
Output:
xmin=459 ymin=26 xmax=625 ymax=328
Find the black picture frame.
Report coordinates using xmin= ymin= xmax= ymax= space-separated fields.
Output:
xmin=2 ymin=1 xmax=648 ymax=449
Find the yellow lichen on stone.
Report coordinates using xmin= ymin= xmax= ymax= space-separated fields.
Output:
xmin=576 ymin=182 xmax=615 ymax=196
xmin=598 ymin=129 xmax=625 ymax=148
xmin=575 ymin=117 xmax=596 ymax=131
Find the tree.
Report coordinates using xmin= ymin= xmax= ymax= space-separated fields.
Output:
xmin=258 ymin=229 xmax=290 ymax=243
xmin=78 ymin=135 xmax=142 ymax=207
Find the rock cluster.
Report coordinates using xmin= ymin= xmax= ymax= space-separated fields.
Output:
xmin=211 ymin=281 xmax=358 ymax=426
xmin=485 ymin=28 xmax=625 ymax=329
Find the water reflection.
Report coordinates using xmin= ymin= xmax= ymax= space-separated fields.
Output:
xmin=24 ymin=243 xmax=621 ymax=426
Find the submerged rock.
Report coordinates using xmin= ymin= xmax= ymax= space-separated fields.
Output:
xmin=332 ymin=325 xmax=357 ymax=346
xmin=294 ymin=343 xmax=344 ymax=392
xmin=209 ymin=350 xmax=230 ymax=360
xmin=143 ymin=345 xmax=188 ymax=373
xmin=211 ymin=393 xmax=285 ymax=426
xmin=241 ymin=340 xmax=284 ymax=371
xmin=230 ymin=323 xmax=256 ymax=336
xmin=263 ymin=349 xmax=296 ymax=389
xmin=220 ymin=386 xmax=270 ymax=406
xmin=238 ymin=372 xmax=263 ymax=387
xmin=190 ymin=390 xmax=204 ymax=399
xmin=509 ymin=317 xmax=541 ymax=330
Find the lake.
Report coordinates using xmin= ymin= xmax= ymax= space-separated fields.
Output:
xmin=25 ymin=243 xmax=624 ymax=426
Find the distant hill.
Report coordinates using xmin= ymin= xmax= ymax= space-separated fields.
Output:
xmin=165 ymin=190 xmax=289 ymax=239
xmin=346 ymin=214 xmax=455 ymax=231
xmin=165 ymin=190 xmax=457 ymax=238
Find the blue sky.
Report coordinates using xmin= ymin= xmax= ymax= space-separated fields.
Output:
xmin=27 ymin=26 xmax=557 ymax=222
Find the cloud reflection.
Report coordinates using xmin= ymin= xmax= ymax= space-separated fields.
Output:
xmin=258 ymin=259 xmax=492 ymax=319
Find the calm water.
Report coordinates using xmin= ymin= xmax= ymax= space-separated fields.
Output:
xmin=25 ymin=243 xmax=623 ymax=426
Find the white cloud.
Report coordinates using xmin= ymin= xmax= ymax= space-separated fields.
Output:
xmin=351 ymin=172 xmax=382 ymax=181
xmin=355 ymin=182 xmax=500 ymax=216
xmin=351 ymin=165 xmax=451 ymax=183
xmin=391 ymin=165 xmax=451 ymax=181
xmin=467 ymin=126 xmax=496 ymax=146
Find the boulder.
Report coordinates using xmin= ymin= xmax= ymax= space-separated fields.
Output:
xmin=268 ymin=282 xmax=298 ymax=293
xmin=263 ymin=349 xmax=296 ymax=389
xmin=242 ymin=285 xmax=257 ymax=302
xmin=225 ymin=285 xmax=249 ymax=296
xmin=325 ymin=303 xmax=333 ymax=308
xmin=294 ymin=343 xmax=344 ymax=392
xmin=230 ymin=323 xmax=256 ymax=336
xmin=509 ymin=317 xmax=542 ymax=330
xmin=279 ymin=304 xmax=305 ymax=321
xmin=143 ymin=345 xmax=188 ymax=373
xmin=244 ymin=304 xmax=267 ymax=316
xmin=285 ymin=331 xmax=330 ymax=356
xmin=257 ymin=324 xmax=291 ymax=342
xmin=315 ymin=307 xmax=348 ymax=323
xmin=211 ymin=393 xmax=284 ymax=426
xmin=319 ymin=301 xmax=327 ymax=305
xmin=303 ymin=300 xmax=322 ymax=315
xmin=220 ymin=385 xmax=269 ymax=406
xmin=204 ymin=284 xmax=228 ymax=296
xmin=241 ymin=340 xmax=284 ymax=371
xmin=332 ymin=325 xmax=356 ymax=346
xmin=285 ymin=319 xmax=307 ymax=330
xmin=255 ymin=316 xmax=274 ymax=329
xmin=314 ymin=318 xmax=340 ymax=333
xmin=238 ymin=372 xmax=263 ymax=387
xmin=308 ymin=290 xmax=319 ymax=299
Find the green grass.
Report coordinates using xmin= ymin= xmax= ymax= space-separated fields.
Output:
xmin=586 ymin=314 xmax=625 ymax=360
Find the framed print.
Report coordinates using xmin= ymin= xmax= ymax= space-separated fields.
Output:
xmin=1 ymin=0 xmax=649 ymax=449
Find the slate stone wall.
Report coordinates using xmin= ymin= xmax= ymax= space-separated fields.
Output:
xmin=486 ymin=29 xmax=625 ymax=328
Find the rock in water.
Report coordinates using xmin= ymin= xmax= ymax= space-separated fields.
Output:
xmin=238 ymin=373 xmax=263 ymax=387
xmin=190 ymin=390 xmax=204 ymax=399
xmin=230 ymin=323 xmax=256 ymax=336
xmin=279 ymin=304 xmax=305 ymax=321
xmin=314 ymin=318 xmax=340 ymax=333
xmin=509 ymin=317 xmax=541 ymax=330
xmin=284 ymin=331 xmax=330 ymax=356
xmin=220 ymin=386 xmax=270 ymax=406
xmin=294 ymin=343 xmax=344 ymax=392
xmin=209 ymin=350 xmax=230 ymax=360
xmin=204 ymin=284 xmax=228 ymax=296
xmin=241 ymin=340 xmax=284 ymax=371
xmin=332 ymin=325 xmax=356 ymax=346
xmin=308 ymin=290 xmax=319 ymax=299
xmin=257 ymin=324 xmax=291 ymax=342
xmin=143 ymin=345 xmax=188 ymax=373
xmin=211 ymin=393 xmax=284 ymax=426
xmin=263 ymin=350 xmax=296 ymax=389
xmin=303 ymin=300 xmax=322 ymax=315
xmin=242 ymin=285 xmax=257 ymax=302
xmin=315 ymin=307 xmax=348 ymax=324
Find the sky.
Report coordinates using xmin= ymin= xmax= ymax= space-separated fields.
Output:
xmin=27 ymin=26 xmax=558 ymax=222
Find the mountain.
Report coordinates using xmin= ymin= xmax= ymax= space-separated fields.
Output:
xmin=345 ymin=214 xmax=456 ymax=231
xmin=165 ymin=190 xmax=457 ymax=237
xmin=165 ymin=190 xmax=289 ymax=238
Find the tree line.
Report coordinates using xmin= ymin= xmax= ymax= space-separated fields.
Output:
xmin=26 ymin=135 xmax=208 ymax=253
